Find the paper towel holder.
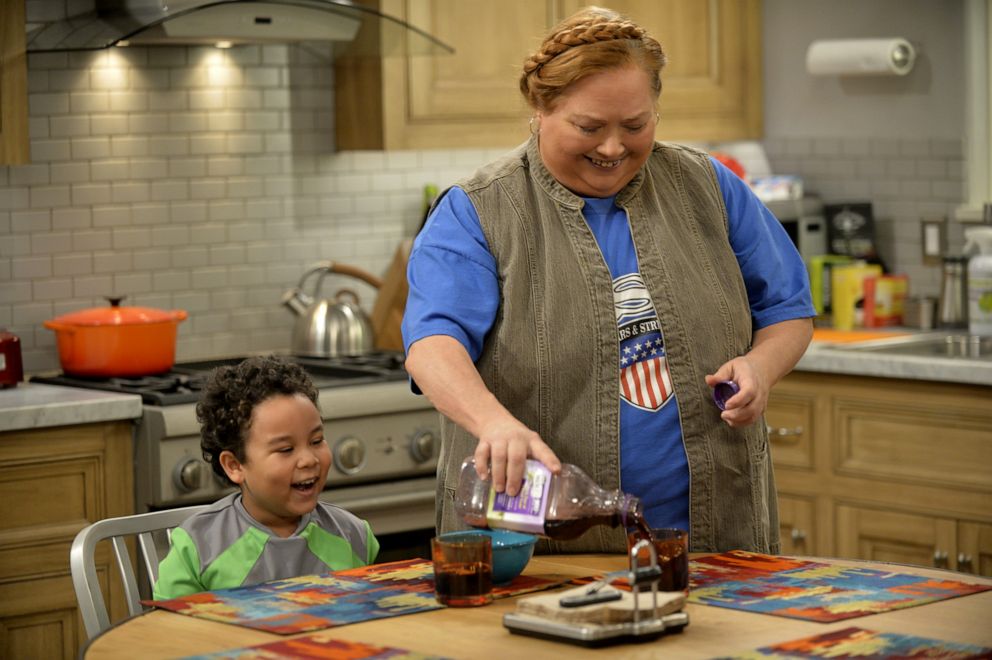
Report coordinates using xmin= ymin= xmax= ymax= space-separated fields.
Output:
xmin=806 ymin=38 xmax=917 ymax=76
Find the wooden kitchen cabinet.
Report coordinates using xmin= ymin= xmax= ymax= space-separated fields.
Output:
xmin=0 ymin=422 xmax=134 ymax=659
xmin=767 ymin=371 xmax=992 ymax=576
xmin=336 ymin=0 xmax=762 ymax=150
xmin=1 ymin=0 xmax=30 ymax=164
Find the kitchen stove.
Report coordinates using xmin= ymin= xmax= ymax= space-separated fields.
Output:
xmin=33 ymin=352 xmax=441 ymax=561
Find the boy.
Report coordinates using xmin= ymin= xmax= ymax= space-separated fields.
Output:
xmin=153 ymin=355 xmax=379 ymax=599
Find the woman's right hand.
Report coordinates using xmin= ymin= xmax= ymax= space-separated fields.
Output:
xmin=473 ymin=416 xmax=561 ymax=496
xmin=405 ymin=335 xmax=561 ymax=497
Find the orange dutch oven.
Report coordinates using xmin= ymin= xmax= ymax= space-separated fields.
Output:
xmin=43 ymin=298 xmax=188 ymax=377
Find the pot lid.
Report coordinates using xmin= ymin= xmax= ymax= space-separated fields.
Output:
xmin=51 ymin=297 xmax=187 ymax=326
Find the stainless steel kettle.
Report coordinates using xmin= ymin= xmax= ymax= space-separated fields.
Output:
xmin=281 ymin=261 xmax=383 ymax=357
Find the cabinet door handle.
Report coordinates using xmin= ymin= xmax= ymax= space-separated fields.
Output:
xmin=766 ymin=425 xmax=804 ymax=439
xmin=957 ymin=553 xmax=974 ymax=572
xmin=933 ymin=550 xmax=949 ymax=568
xmin=790 ymin=528 xmax=807 ymax=542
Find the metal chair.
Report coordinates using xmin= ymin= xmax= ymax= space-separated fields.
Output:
xmin=69 ymin=505 xmax=209 ymax=639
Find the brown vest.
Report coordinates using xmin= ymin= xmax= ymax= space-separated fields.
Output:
xmin=435 ymin=136 xmax=780 ymax=554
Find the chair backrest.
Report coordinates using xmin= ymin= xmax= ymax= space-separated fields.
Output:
xmin=70 ymin=505 xmax=209 ymax=639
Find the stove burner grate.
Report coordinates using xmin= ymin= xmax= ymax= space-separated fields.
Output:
xmin=31 ymin=352 xmax=409 ymax=406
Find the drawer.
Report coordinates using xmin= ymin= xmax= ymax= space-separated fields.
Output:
xmin=832 ymin=396 xmax=992 ymax=491
xmin=765 ymin=389 xmax=815 ymax=470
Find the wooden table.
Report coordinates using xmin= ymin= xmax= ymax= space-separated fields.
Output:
xmin=84 ymin=554 xmax=992 ymax=659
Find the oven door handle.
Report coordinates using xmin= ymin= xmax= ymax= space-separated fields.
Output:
xmin=328 ymin=489 xmax=436 ymax=512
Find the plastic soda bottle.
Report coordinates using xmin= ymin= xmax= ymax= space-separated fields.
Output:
xmin=453 ymin=457 xmax=647 ymax=540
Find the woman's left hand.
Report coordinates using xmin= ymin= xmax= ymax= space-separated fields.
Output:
xmin=704 ymin=356 xmax=767 ymax=427
xmin=705 ymin=318 xmax=814 ymax=428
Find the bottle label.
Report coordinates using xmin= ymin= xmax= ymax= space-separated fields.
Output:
xmin=485 ymin=459 xmax=551 ymax=535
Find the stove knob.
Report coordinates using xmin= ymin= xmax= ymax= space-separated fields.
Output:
xmin=174 ymin=459 xmax=206 ymax=493
xmin=334 ymin=437 xmax=366 ymax=475
xmin=410 ymin=430 xmax=436 ymax=463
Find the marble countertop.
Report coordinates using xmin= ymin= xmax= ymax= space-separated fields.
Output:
xmin=0 ymin=383 xmax=142 ymax=433
xmin=797 ymin=334 xmax=992 ymax=387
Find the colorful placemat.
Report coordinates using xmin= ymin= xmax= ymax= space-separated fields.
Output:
xmin=180 ymin=631 xmax=450 ymax=660
xmin=689 ymin=551 xmax=992 ymax=623
xmin=146 ymin=558 xmax=570 ymax=635
xmin=711 ymin=625 xmax=992 ymax=659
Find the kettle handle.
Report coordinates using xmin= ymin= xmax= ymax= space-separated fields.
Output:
xmin=328 ymin=262 xmax=384 ymax=289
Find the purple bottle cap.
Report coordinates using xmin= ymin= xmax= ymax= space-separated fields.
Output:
xmin=712 ymin=380 xmax=739 ymax=410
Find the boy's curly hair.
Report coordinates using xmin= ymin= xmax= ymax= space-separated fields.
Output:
xmin=197 ymin=355 xmax=319 ymax=486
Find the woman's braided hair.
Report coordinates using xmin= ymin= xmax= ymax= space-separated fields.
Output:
xmin=197 ymin=355 xmax=319 ymax=485
xmin=520 ymin=6 xmax=667 ymax=112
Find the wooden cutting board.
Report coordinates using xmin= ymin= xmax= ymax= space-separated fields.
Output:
xmin=370 ymin=239 xmax=412 ymax=352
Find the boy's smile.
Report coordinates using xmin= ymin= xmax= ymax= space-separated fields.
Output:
xmin=221 ymin=393 xmax=330 ymax=537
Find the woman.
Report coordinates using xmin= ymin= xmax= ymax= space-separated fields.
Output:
xmin=402 ymin=6 xmax=815 ymax=553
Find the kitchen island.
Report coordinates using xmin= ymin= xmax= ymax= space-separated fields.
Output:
xmin=82 ymin=554 xmax=992 ymax=659
xmin=0 ymin=383 xmax=140 ymax=657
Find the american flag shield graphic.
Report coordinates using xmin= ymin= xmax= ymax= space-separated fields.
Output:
xmin=620 ymin=354 xmax=673 ymax=411
xmin=613 ymin=273 xmax=674 ymax=412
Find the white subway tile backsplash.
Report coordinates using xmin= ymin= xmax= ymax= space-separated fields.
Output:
xmin=171 ymin=246 xmax=209 ymax=269
xmin=52 ymin=208 xmax=91 ymax=230
xmin=0 ymin=281 xmax=33 ymax=304
xmin=190 ymin=179 xmax=227 ymax=199
xmin=131 ymin=249 xmax=171 ymax=270
xmin=111 ymin=181 xmax=151 ymax=203
xmin=72 ymin=230 xmax=113 ymax=252
xmin=129 ymin=113 xmax=170 ymax=134
xmin=10 ymin=164 xmax=50 ymax=187
xmin=71 ymin=137 xmax=112 ymax=159
xmin=11 ymin=209 xmax=50 ymax=233
xmin=109 ymin=91 xmax=149 ymax=112
xmin=30 ymin=139 xmax=71 ymax=162
xmin=148 ymin=135 xmax=190 ymax=156
xmin=31 ymin=231 xmax=73 ymax=254
xmin=29 ymin=92 xmax=70 ymax=115
xmin=40 ymin=115 xmax=78 ymax=142
xmin=191 ymin=266 xmax=229 ymax=289
xmin=91 ymin=159 xmax=130 ymax=181
xmin=12 ymin=302 xmax=55 ymax=325
xmin=31 ymin=185 xmax=71 ymax=208
xmin=171 ymin=201 xmax=208 ymax=223
xmin=32 ymin=278 xmax=73 ymax=300
xmin=114 ymin=272 xmax=153 ymax=293
xmin=90 ymin=114 xmax=130 ymax=135
xmin=112 ymin=227 xmax=152 ymax=249
xmin=50 ymin=162 xmax=90 ymax=183
xmin=70 ymin=92 xmax=110 ymax=113
xmin=131 ymin=203 xmax=170 ymax=225
xmin=29 ymin=117 xmax=49 ymax=139
xmin=13 ymin=256 xmax=52 ymax=279
xmin=92 ymin=205 xmax=131 ymax=227
xmin=110 ymin=136 xmax=149 ymax=157
xmin=53 ymin=253 xmax=92 ymax=276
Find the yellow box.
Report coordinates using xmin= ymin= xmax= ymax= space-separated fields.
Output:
xmin=831 ymin=263 xmax=883 ymax=330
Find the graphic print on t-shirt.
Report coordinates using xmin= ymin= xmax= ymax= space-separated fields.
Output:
xmin=614 ymin=273 xmax=674 ymax=411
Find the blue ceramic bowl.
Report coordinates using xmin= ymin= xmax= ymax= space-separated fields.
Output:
xmin=438 ymin=529 xmax=538 ymax=585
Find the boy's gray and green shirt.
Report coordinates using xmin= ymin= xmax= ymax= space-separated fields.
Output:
xmin=153 ymin=493 xmax=379 ymax=599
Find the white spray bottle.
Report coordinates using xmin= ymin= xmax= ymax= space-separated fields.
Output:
xmin=964 ymin=227 xmax=992 ymax=336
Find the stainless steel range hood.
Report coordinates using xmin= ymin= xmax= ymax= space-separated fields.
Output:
xmin=25 ymin=0 xmax=453 ymax=56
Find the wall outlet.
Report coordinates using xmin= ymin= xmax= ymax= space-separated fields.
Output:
xmin=920 ymin=218 xmax=946 ymax=265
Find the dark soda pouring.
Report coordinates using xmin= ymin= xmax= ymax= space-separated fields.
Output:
xmin=544 ymin=508 xmax=653 ymax=541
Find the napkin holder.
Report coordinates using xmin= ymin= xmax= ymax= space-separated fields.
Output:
xmin=503 ymin=540 xmax=689 ymax=647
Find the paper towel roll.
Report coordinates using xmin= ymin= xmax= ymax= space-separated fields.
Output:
xmin=806 ymin=38 xmax=916 ymax=76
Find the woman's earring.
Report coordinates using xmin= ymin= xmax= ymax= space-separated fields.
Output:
xmin=529 ymin=116 xmax=540 ymax=135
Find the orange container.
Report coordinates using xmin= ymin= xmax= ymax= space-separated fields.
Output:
xmin=44 ymin=300 xmax=188 ymax=377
